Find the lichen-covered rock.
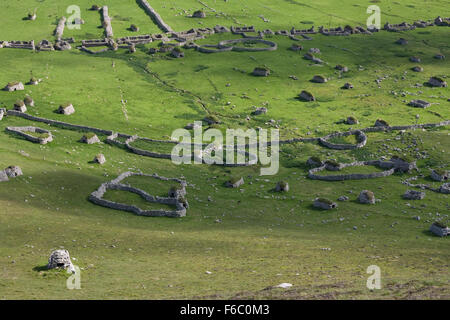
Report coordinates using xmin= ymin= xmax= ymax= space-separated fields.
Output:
xmin=346 ymin=116 xmax=358 ymax=125
xmin=168 ymin=185 xmax=186 ymax=198
xmin=81 ymin=133 xmax=100 ymax=144
xmin=47 ymin=249 xmax=75 ymax=272
xmin=192 ymin=10 xmax=206 ymax=18
xmin=313 ymin=198 xmax=337 ymax=210
xmin=374 ymin=119 xmax=389 ymax=127
xmin=335 ymin=64 xmax=349 ymax=72
xmin=171 ymin=47 xmax=184 ymax=58
xmin=93 ymin=154 xmax=106 ymax=164
xmin=390 ymin=156 xmax=417 ymax=173
xmin=290 ymin=44 xmax=303 ymax=51
xmin=403 ymin=190 xmax=425 ymax=200
xmin=431 ymin=169 xmax=448 ymax=182
xmin=312 ymin=75 xmax=327 ymax=83
xmin=225 ymin=177 xmax=244 ymax=188
xmin=412 ymin=66 xmax=423 ymax=72
xmin=427 ymin=76 xmax=447 ymax=88
xmin=298 ymin=90 xmax=315 ymax=102
xmin=253 ymin=67 xmax=270 ymax=77
xmin=409 ymin=99 xmax=430 ymax=108
xmin=58 ymin=103 xmax=75 ymax=115
xmin=438 ymin=183 xmax=450 ymax=194
xmin=307 ymin=156 xmax=322 ymax=168
xmin=342 ymin=82 xmax=354 ymax=89
xmin=396 ymin=38 xmax=408 ymax=45
xmin=13 ymin=100 xmax=27 ymax=113
xmin=4 ymin=166 xmax=23 ymax=178
xmin=130 ymin=24 xmax=139 ymax=32
xmin=429 ymin=222 xmax=449 ymax=237
xmin=324 ymin=160 xmax=342 ymax=171
xmin=358 ymin=190 xmax=375 ymax=204
xmin=275 ymin=181 xmax=289 ymax=192
xmin=4 ymin=81 xmax=24 ymax=92
xmin=252 ymin=107 xmax=267 ymax=116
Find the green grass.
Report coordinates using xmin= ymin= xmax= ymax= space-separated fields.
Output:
xmin=0 ymin=0 xmax=449 ymax=300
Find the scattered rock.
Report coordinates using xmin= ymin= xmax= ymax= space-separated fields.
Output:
xmin=275 ymin=181 xmax=289 ymax=192
xmin=358 ymin=190 xmax=375 ymax=204
xmin=314 ymin=198 xmax=337 ymax=210
xmin=403 ymin=190 xmax=425 ymax=200
xmin=4 ymin=81 xmax=24 ymax=92
xmin=298 ymin=90 xmax=315 ymax=102
xmin=57 ymin=103 xmax=75 ymax=115
xmin=47 ymin=249 xmax=75 ymax=272
xmin=93 ymin=154 xmax=106 ymax=164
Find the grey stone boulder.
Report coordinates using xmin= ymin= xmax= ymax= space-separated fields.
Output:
xmin=342 ymin=82 xmax=354 ymax=89
xmin=324 ymin=160 xmax=342 ymax=171
xmin=81 ymin=133 xmax=100 ymax=144
xmin=252 ymin=107 xmax=267 ymax=115
xmin=58 ymin=103 xmax=75 ymax=115
xmin=358 ymin=190 xmax=375 ymax=204
xmin=431 ymin=169 xmax=448 ymax=182
xmin=3 ymin=82 xmax=24 ymax=92
xmin=438 ymin=183 xmax=450 ymax=194
xmin=47 ymin=249 xmax=75 ymax=272
xmin=410 ymin=56 xmax=421 ymax=63
xmin=275 ymin=181 xmax=289 ymax=192
xmin=168 ymin=185 xmax=186 ymax=198
xmin=374 ymin=119 xmax=389 ymax=127
xmin=396 ymin=38 xmax=408 ymax=45
xmin=253 ymin=67 xmax=270 ymax=77
xmin=13 ymin=100 xmax=27 ymax=113
xmin=4 ymin=166 xmax=23 ymax=178
xmin=412 ymin=66 xmax=423 ymax=72
xmin=192 ymin=10 xmax=206 ymax=18
xmin=390 ymin=156 xmax=417 ymax=173
xmin=313 ymin=198 xmax=337 ymax=210
xmin=338 ymin=195 xmax=349 ymax=201
xmin=427 ymin=77 xmax=447 ymax=87
xmin=225 ymin=177 xmax=244 ymax=188
xmin=346 ymin=116 xmax=358 ymax=125
xmin=335 ymin=65 xmax=349 ymax=72
xmin=409 ymin=99 xmax=430 ymax=108
xmin=298 ymin=90 xmax=315 ymax=102
xmin=307 ymin=156 xmax=322 ymax=168
xmin=93 ymin=154 xmax=106 ymax=164
xmin=0 ymin=108 xmax=5 ymax=121
xmin=403 ymin=190 xmax=425 ymax=200
xmin=311 ymin=75 xmax=327 ymax=83
xmin=429 ymin=222 xmax=449 ymax=237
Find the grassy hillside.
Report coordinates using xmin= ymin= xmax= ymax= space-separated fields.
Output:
xmin=0 ymin=0 xmax=448 ymax=300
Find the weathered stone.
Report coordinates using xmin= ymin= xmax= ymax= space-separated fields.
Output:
xmin=439 ymin=183 xmax=450 ymax=194
xmin=24 ymin=96 xmax=34 ymax=107
xmin=338 ymin=195 xmax=349 ymax=201
xmin=171 ymin=48 xmax=184 ymax=58
xmin=313 ymin=198 xmax=337 ymax=210
xmin=409 ymin=99 xmax=431 ymax=108
xmin=374 ymin=119 xmax=389 ymax=127
xmin=427 ymin=76 xmax=447 ymax=87
xmin=396 ymin=38 xmax=408 ymax=45
xmin=412 ymin=66 xmax=423 ymax=72
xmin=431 ymin=169 xmax=448 ymax=182
xmin=93 ymin=154 xmax=106 ymax=164
xmin=13 ymin=100 xmax=27 ymax=113
xmin=311 ymin=75 xmax=327 ymax=83
xmin=346 ymin=116 xmax=358 ymax=125
xmin=298 ymin=90 xmax=315 ymax=101
xmin=358 ymin=190 xmax=375 ymax=204
xmin=81 ymin=134 xmax=100 ymax=144
xmin=4 ymin=166 xmax=23 ymax=178
xmin=434 ymin=54 xmax=445 ymax=60
xmin=290 ymin=44 xmax=303 ymax=51
xmin=130 ymin=24 xmax=139 ymax=32
xmin=252 ymin=107 xmax=268 ymax=115
xmin=342 ymin=82 xmax=354 ymax=89
xmin=306 ymin=156 xmax=322 ymax=168
xmin=410 ymin=56 xmax=421 ymax=63
xmin=225 ymin=177 xmax=244 ymax=188
xmin=429 ymin=222 xmax=449 ymax=237
xmin=58 ymin=104 xmax=75 ymax=115
xmin=335 ymin=64 xmax=349 ymax=72
xmin=253 ymin=67 xmax=270 ymax=77
xmin=4 ymin=82 xmax=24 ymax=92
xmin=47 ymin=249 xmax=75 ymax=272
xmin=192 ymin=10 xmax=206 ymax=18
xmin=403 ymin=190 xmax=425 ymax=200
xmin=275 ymin=181 xmax=289 ymax=192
